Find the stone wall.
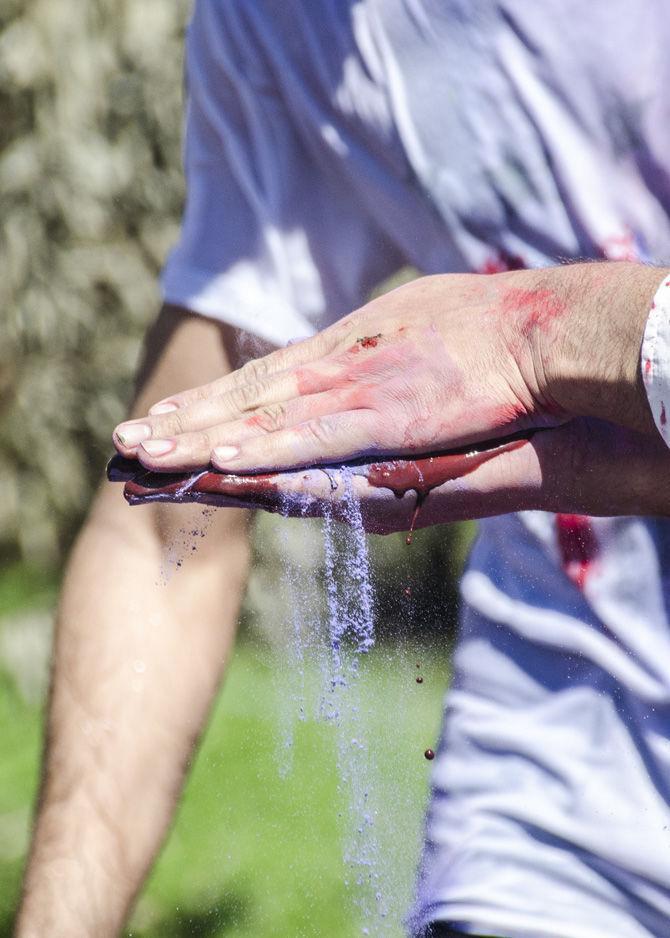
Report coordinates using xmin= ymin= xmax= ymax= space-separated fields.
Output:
xmin=1 ymin=0 xmax=190 ymax=566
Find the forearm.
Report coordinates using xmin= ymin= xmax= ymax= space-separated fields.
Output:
xmin=15 ymin=485 xmax=249 ymax=937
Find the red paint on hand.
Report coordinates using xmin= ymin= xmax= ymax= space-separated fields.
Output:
xmin=366 ymin=438 xmax=528 ymax=500
xmin=500 ymin=287 xmax=567 ymax=336
xmin=368 ymin=437 xmax=529 ymax=542
xmin=108 ymin=434 xmax=532 ymax=521
xmin=359 ymin=334 xmax=381 ymax=349
xmin=113 ymin=459 xmax=283 ymax=511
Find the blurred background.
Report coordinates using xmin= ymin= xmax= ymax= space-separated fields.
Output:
xmin=0 ymin=1 xmax=474 ymax=934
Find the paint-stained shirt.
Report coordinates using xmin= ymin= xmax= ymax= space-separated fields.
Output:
xmin=643 ymin=277 xmax=670 ymax=447
xmin=162 ymin=3 xmax=670 ymax=936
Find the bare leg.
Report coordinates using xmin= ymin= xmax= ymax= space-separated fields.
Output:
xmin=15 ymin=307 xmax=250 ymax=937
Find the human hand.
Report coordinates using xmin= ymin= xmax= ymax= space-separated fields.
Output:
xmin=109 ymin=418 xmax=670 ymax=534
xmin=113 ymin=263 xmax=664 ymax=476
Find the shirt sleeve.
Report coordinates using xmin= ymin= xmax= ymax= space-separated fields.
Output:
xmin=160 ymin=1 xmax=402 ymax=348
xmin=641 ymin=272 xmax=670 ymax=447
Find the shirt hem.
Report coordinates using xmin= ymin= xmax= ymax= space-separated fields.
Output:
xmin=160 ymin=261 xmax=319 ymax=349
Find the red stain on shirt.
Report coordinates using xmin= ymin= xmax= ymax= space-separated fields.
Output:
xmin=599 ymin=228 xmax=639 ymax=263
xmin=481 ymin=258 xmax=509 ymax=275
xmin=644 ymin=358 xmax=652 ymax=376
xmin=479 ymin=251 xmax=525 ymax=274
xmin=556 ymin=514 xmax=598 ymax=590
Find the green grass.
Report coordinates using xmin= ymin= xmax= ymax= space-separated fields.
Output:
xmin=0 ymin=562 xmax=58 ymax=619
xmin=0 ymin=634 xmax=449 ymax=937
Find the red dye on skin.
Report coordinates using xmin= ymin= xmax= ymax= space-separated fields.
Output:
xmin=556 ymin=514 xmax=599 ymax=590
xmin=486 ymin=398 xmax=531 ymax=426
xmin=245 ymin=414 xmax=266 ymax=430
xmin=500 ymin=287 xmax=567 ymax=336
xmin=358 ymin=333 xmax=382 ymax=349
xmin=424 ymin=749 xmax=435 ymax=761
xmin=296 ymin=341 xmax=419 ymax=397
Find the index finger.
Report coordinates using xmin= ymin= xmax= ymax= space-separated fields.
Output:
xmin=147 ymin=317 xmax=354 ymax=417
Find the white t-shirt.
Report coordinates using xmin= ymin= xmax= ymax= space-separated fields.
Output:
xmin=162 ymin=3 xmax=670 ymax=936
xmin=643 ymin=278 xmax=670 ymax=448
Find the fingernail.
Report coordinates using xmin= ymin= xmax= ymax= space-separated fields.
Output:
xmin=212 ymin=445 xmax=239 ymax=463
xmin=141 ymin=439 xmax=175 ymax=457
xmin=149 ymin=401 xmax=179 ymax=416
xmin=115 ymin=423 xmax=151 ymax=447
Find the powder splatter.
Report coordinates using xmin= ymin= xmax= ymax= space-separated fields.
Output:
xmin=158 ymin=507 xmax=214 ymax=585
xmin=273 ymin=472 xmax=392 ymax=931
xmin=320 ymin=475 xmax=388 ymax=928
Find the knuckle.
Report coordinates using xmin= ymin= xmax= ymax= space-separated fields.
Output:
xmin=254 ymin=403 xmax=287 ymax=433
xmin=240 ymin=357 xmax=269 ymax=387
xmin=194 ymin=428 xmax=212 ymax=453
xmin=188 ymin=385 xmax=209 ymax=406
xmin=169 ymin=409 xmax=188 ymax=436
xmin=150 ymin=409 xmax=186 ymax=437
xmin=300 ymin=415 xmax=334 ymax=448
xmin=229 ymin=382 xmax=259 ymax=413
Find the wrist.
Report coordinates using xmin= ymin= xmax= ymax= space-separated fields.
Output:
xmin=530 ymin=262 xmax=667 ymax=434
